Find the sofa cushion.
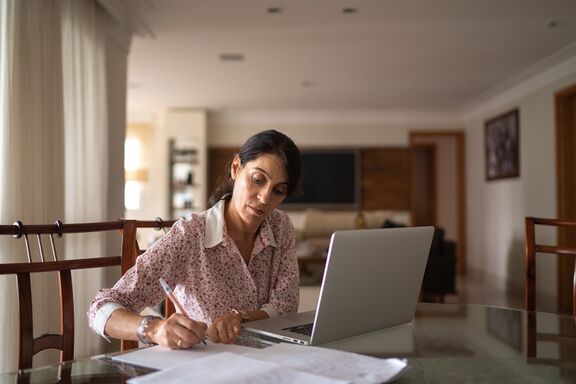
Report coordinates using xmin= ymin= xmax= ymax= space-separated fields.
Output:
xmin=302 ymin=209 xmax=357 ymax=238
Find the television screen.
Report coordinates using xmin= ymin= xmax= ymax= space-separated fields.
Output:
xmin=282 ymin=149 xmax=360 ymax=209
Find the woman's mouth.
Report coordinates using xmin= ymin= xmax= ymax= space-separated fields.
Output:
xmin=249 ymin=206 xmax=265 ymax=216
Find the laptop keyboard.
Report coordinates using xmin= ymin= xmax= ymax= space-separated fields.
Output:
xmin=282 ymin=322 xmax=314 ymax=336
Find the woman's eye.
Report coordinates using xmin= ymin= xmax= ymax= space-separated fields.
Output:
xmin=274 ymin=188 xmax=287 ymax=197
xmin=252 ymin=174 xmax=265 ymax=185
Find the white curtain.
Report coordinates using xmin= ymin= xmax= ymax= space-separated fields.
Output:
xmin=61 ymin=0 xmax=111 ymax=359
xmin=0 ymin=0 xmax=65 ymax=372
xmin=0 ymin=0 xmax=120 ymax=372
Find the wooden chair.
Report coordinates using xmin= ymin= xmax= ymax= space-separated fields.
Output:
xmin=525 ymin=217 xmax=576 ymax=314
xmin=0 ymin=220 xmax=127 ymax=370
xmin=525 ymin=216 xmax=576 ymax=358
xmin=121 ymin=218 xmax=177 ymax=350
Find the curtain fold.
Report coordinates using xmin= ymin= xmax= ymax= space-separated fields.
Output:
xmin=0 ymin=0 xmax=65 ymax=372
xmin=61 ymin=0 xmax=111 ymax=359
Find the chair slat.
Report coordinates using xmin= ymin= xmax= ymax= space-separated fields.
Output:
xmin=17 ymin=273 xmax=34 ymax=370
xmin=49 ymin=234 xmax=58 ymax=261
xmin=0 ymin=221 xmax=124 ymax=236
xmin=535 ymin=244 xmax=576 ymax=256
xmin=36 ymin=234 xmax=45 ymax=262
xmin=59 ymin=270 xmax=74 ymax=362
xmin=0 ymin=257 xmax=121 ymax=275
xmin=23 ymin=234 xmax=32 ymax=263
xmin=33 ymin=334 xmax=63 ymax=354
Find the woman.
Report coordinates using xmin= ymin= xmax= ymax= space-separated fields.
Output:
xmin=88 ymin=129 xmax=302 ymax=348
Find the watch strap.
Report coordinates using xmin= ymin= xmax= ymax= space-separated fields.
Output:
xmin=137 ymin=315 xmax=161 ymax=345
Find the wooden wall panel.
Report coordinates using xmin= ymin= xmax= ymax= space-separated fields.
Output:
xmin=208 ymin=147 xmax=238 ymax=201
xmin=208 ymin=146 xmax=412 ymax=212
xmin=361 ymin=148 xmax=411 ymax=211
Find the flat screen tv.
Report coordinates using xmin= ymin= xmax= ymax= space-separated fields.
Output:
xmin=282 ymin=149 xmax=361 ymax=210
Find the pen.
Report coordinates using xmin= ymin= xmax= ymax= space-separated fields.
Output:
xmin=159 ymin=277 xmax=207 ymax=345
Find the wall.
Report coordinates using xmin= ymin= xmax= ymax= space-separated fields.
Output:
xmin=208 ymin=109 xmax=461 ymax=147
xmin=464 ymin=54 xmax=576 ymax=312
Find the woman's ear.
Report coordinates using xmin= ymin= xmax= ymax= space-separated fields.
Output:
xmin=230 ymin=155 xmax=241 ymax=180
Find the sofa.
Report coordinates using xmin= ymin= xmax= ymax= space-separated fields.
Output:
xmin=290 ymin=209 xmax=412 ymax=259
xmin=290 ymin=209 xmax=457 ymax=299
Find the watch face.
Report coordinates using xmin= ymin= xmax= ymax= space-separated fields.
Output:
xmin=232 ymin=309 xmax=250 ymax=322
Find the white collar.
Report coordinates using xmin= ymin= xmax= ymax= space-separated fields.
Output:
xmin=204 ymin=199 xmax=277 ymax=248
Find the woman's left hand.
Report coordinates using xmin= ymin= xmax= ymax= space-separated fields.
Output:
xmin=207 ymin=312 xmax=242 ymax=344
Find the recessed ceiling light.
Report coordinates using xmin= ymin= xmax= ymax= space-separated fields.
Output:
xmin=267 ymin=7 xmax=282 ymax=14
xmin=219 ymin=53 xmax=245 ymax=62
xmin=301 ymin=81 xmax=315 ymax=88
xmin=342 ymin=7 xmax=357 ymax=14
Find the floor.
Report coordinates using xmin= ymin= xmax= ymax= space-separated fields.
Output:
xmin=298 ymin=271 xmax=525 ymax=313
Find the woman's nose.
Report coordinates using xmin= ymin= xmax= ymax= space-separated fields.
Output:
xmin=258 ymin=188 xmax=271 ymax=204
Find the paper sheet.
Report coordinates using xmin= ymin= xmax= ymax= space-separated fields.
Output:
xmin=247 ymin=343 xmax=408 ymax=384
xmin=127 ymin=352 xmax=347 ymax=384
xmin=112 ymin=342 xmax=255 ymax=370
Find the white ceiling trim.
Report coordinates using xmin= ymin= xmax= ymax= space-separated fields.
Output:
xmin=464 ymin=41 xmax=576 ymax=114
xmin=463 ymin=50 xmax=576 ymax=121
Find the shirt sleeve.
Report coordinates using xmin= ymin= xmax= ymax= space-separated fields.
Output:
xmin=266 ymin=213 xmax=300 ymax=315
xmin=93 ymin=303 xmax=125 ymax=340
xmin=87 ymin=219 xmax=195 ymax=334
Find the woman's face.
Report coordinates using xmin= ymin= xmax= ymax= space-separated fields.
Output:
xmin=229 ymin=153 xmax=288 ymax=231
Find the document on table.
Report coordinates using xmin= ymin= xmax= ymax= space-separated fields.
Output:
xmin=246 ymin=343 xmax=408 ymax=384
xmin=112 ymin=342 xmax=255 ymax=370
xmin=127 ymin=352 xmax=347 ymax=384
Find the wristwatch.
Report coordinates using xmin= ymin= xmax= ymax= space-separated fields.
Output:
xmin=137 ymin=315 xmax=161 ymax=345
xmin=231 ymin=308 xmax=250 ymax=322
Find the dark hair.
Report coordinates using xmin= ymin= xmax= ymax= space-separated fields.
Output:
xmin=208 ymin=130 xmax=302 ymax=207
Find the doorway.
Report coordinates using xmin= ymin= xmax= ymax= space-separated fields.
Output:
xmin=410 ymin=131 xmax=466 ymax=274
xmin=556 ymin=83 xmax=576 ymax=314
xmin=411 ymin=144 xmax=437 ymax=227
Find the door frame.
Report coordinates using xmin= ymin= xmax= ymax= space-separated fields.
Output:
xmin=410 ymin=144 xmax=437 ymax=227
xmin=410 ymin=131 xmax=466 ymax=274
xmin=556 ymin=83 xmax=576 ymax=314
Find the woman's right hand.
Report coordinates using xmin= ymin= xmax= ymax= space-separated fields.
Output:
xmin=148 ymin=313 xmax=207 ymax=349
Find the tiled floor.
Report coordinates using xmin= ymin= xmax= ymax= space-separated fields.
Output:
xmin=298 ymin=271 xmax=525 ymax=313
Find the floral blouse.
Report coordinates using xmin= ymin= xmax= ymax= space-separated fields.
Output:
xmin=87 ymin=200 xmax=299 ymax=337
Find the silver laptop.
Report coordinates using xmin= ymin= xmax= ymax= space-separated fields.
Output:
xmin=242 ymin=226 xmax=434 ymax=346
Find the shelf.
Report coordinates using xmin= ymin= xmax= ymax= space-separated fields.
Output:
xmin=169 ymin=138 xmax=204 ymax=220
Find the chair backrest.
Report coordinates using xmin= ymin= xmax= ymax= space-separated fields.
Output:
xmin=525 ymin=217 xmax=576 ymax=314
xmin=0 ymin=220 xmax=126 ymax=370
xmin=121 ymin=218 xmax=177 ymax=350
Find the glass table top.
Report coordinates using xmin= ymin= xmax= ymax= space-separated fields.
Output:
xmin=2 ymin=303 xmax=575 ymax=383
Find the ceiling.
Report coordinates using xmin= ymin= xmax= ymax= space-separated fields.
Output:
xmin=127 ymin=0 xmax=576 ymax=121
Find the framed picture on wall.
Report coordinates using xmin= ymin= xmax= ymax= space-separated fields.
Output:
xmin=485 ymin=109 xmax=520 ymax=181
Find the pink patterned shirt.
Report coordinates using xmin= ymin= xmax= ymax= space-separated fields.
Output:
xmin=88 ymin=200 xmax=299 ymax=336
